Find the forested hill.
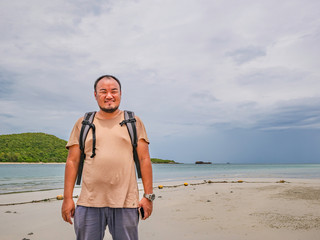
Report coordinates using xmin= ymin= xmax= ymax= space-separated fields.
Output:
xmin=0 ymin=133 xmax=68 ymax=163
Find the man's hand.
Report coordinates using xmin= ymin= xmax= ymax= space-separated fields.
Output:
xmin=139 ymin=197 xmax=153 ymax=220
xmin=62 ymin=145 xmax=80 ymax=225
xmin=61 ymin=198 xmax=75 ymax=224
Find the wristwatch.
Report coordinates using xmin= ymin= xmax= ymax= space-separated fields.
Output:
xmin=143 ymin=193 xmax=156 ymax=202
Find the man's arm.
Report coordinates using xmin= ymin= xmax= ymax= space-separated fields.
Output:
xmin=137 ymin=139 xmax=153 ymax=220
xmin=61 ymin=145 xmax=81 ymax=225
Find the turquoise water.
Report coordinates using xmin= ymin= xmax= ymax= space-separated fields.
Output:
xmin=0 ymin=163 xmax=319 ymax=194
xmin=153 ymin=163 xmax=320 ymax=181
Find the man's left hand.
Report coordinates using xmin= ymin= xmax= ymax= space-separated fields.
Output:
xmin=139 ymin=197 xmax=153 ymax=220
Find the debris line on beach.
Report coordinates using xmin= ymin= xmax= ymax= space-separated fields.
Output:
xmin=0 ymin=195 xmax=78 ymax=206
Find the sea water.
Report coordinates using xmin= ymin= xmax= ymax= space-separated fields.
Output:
xmin=0 ymin=163 xmax=319 ymax=194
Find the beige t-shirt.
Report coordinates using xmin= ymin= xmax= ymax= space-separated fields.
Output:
xmin=66 ymin=110 xmax=149 ymax=208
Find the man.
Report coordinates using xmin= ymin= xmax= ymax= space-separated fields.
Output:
xmin=61 ymin=75 xmax=154 ymax=240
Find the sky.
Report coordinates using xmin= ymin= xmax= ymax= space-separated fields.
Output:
xmin=1 ymin=0 xmax=320 ymax=164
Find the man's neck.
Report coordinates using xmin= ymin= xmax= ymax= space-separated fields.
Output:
xmin=96 ymin=109 xmax=121 ymax=119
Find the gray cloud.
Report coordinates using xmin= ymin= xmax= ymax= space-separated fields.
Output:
xmin=0 ymin=113 xmax=14 ymax=118
xmin=0 ymin=70 xmax=16 ymax=99
xmin=191 ymin=91 xmax=219 ymax=102
xmin=227 ymin=46 xmax=266 ymax=64
xmin=255 ymin=98 xmax=320 ymax=130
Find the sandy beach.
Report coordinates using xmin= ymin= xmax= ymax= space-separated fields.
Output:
xmin=1 ymin=178 xmax=319 ymax=240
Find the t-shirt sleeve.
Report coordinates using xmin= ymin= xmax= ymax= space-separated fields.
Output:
xmin=66 ymin=117 xmax=83 ymax=149
xmin=135 ymin=116 xmax=150 ymax=144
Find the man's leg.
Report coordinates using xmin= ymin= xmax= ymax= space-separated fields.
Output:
xmin=74 ymin=205 xmax=107 ymax=240
xmin=107 ymin=208 xmax=139 ymax=240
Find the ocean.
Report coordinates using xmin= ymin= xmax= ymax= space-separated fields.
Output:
xmin=0 ymin=163 xmax=319 ymax=194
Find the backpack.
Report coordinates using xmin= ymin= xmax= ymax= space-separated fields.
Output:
xmin=76 ymin=110 xmax=141 ymax=185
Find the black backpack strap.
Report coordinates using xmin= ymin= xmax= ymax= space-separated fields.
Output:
xmin=120 ymin=110 xmax=142 ymax=179
xmin=76 ymin=111 xmax=96 ymax=185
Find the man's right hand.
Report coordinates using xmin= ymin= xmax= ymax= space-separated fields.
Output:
xmin=61 ymin=198 xmax=75 ymax=225
xmin=62 ymin=145 xmax=80 ymax=225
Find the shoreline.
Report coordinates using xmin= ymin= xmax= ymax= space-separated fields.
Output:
xmin=1 ymin=177 xmax=320 ymax=196
xmin=1 ymin=177 xmax=319 ymax=204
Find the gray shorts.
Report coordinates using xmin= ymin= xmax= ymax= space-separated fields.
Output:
xmin=74 ymin=205 xmax=139 ymax=240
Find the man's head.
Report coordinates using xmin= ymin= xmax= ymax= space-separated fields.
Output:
xmin=94 ymin=75 xmax=121 ymax=93
xmin=94 ymin=75 xmax=122 ymax=113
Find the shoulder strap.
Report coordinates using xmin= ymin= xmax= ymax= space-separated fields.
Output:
xmin=121 ymin=110 xmax=142 ymax=179
xmin=76 ymin=111 xmax=96 ymax=185
xmin=79 ymin=112 xmax=96 ymax=154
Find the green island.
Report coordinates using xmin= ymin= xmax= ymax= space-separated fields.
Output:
xmin=0 ymin=133 xmax=68 ymax=162
xmin=0 ymin=133 xmax=177 ymax=164
xmin=150 ymin=158 xmax=177 ymax=164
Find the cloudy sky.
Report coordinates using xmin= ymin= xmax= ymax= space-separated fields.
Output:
xmin=1 ymin=0 xmax=320 ymax=163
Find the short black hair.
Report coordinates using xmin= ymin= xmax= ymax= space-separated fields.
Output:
xmin=94 ymin=75 xmax=122 ymax=92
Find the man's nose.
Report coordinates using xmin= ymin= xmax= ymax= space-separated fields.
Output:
xmin=105 ymin=92 xmax=113 ymax=98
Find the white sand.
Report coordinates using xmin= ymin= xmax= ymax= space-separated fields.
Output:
xmin=1 ymin=178 xmax=320 ymax=240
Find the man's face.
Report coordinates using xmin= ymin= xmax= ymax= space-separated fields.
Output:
xmin=94 ymin=77 xmax=121 ymax=113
